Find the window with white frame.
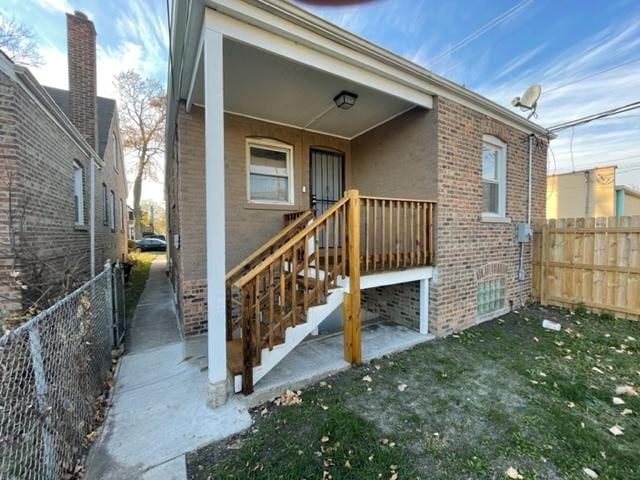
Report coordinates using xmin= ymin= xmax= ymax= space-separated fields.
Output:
xmin=73 ymin=162 xmax=84 ymax=225
xmin=481 ymin=135 xmax=507 ymax=217
xmin=120 ymin=198 xmax=125 ymax=231
xmin=102 ymin=184 xmax=108 ymax=225
xmin=246 ymin=139 xmax=294 ymax=204
xmin=109 ymin=190 xmax=116 ymax=230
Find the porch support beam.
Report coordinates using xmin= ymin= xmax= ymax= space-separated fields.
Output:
xmin=419 ymin=278 xmax=430 ymax=335
xmin=204 ymin=26 xmax=227 ymax=407
xmin=343 ymin=189 xmax=361 ymax=364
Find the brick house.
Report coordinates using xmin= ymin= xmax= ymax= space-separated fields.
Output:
xmin=0 ymin=11 xmax=127 ymax=315
xmin=165 ymin=0 xmax=551 ymax=406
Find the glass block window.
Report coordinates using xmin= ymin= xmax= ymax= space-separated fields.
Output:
xmin=477 ymin=278 xmax=505 ymax=316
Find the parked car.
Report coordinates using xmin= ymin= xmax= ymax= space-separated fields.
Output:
xmin=144 ymin=234 xmax=166 ymax=241
xmin=134 ymin=238 xmax=167 ymax=252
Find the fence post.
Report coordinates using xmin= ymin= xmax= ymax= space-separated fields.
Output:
xmin=28 ymin=326 xmax=57 ymax=478
xmin=540 ymin=223 xmax=548 ymax=305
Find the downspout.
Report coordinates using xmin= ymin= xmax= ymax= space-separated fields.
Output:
xmin=518 ymin=134 xmax=534 ymax=304
xmin=90 ymin=157 xmax=96 ymax=278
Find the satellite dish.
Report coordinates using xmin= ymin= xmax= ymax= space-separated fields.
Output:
xmin=511 ymin=84 xmax=542 ymax=119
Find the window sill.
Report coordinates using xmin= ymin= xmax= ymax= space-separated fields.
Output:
xmin=245 ymin=202 xmax=299 ymax=212
xmin=479 ymin=214 xmax=511 ymax=224
xmin=74 ymin=224 xmax=89 ymax=231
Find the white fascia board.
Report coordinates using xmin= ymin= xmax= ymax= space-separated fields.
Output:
xmin=204 ymin=7 xmax=432 ymax=109
xmin=186 ymin=26 xmax=204 ymax=113
xmin=207 ymin=0 xmax=551 ymax=138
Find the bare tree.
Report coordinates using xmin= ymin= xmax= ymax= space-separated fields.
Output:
xmin=0 ymin=14 xmax=43 ymax=66
xmin=114 ymin=70 xmax=165 ymax=239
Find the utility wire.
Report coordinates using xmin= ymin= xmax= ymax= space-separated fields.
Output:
xmin=545 ymin=55 xmax=640 ymax=94
xmin=429 ymin=0 xmax=533 ymax=67
xmin=548 ymin=101 xmax=640 ymax=132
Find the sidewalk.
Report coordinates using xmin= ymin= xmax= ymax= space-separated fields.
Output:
xmin=85 ymin=256 xmax=252 ymax=480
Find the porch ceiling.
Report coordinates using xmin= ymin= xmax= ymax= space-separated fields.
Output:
xmin=190 ymin=38 xmax=420 ymax=139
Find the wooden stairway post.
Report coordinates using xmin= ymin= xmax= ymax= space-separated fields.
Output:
xmin=343 ymin=189 xmax=362 ymax=364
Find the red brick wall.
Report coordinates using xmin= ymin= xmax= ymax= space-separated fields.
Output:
xmin=0 ymin=61 xmax=127 ymax=315
xmin=429 ymin=97 xmax=547 ymax=335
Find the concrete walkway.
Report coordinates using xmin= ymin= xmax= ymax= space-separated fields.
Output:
xmin=85 ymin=257 xmax=252 ymax=480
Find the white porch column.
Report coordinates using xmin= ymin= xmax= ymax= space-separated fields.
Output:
xmin=419 ymin=278 xmax=430 ymax=335
xmin=204 ymin=27 xmax=227 ymax=407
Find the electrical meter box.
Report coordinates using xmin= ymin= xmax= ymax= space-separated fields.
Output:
xmin=516 ymin=223 xmax=533 ymax=243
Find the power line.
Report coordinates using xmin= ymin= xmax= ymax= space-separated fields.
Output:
xmin=548 ymin=101 xmax=640 ymax=132
xmin=545 ymin=54 xmax=640 ymax=94
xmin=429 ymin=0 xmax=533 ymax=67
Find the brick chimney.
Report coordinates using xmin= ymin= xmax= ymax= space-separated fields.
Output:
xmin=66 ymin=11 xmax=97 ymax=151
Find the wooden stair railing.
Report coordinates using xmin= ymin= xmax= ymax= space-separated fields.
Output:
xmin=225 ymin=209 xmax=314 ymax=340
xmin=233 ymin=192 xmax=356 ymax=394
xmin=229 ymin=191 xmax=436 ymax=395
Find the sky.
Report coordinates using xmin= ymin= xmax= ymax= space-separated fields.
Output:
xmin=3 ymin=0 xmax=640 ymax=203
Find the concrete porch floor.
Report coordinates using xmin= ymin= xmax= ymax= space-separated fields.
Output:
xmin=244 ymin=321 xmax=435 ymax=406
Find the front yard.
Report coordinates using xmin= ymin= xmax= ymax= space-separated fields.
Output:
xmin=188 ymin=306 xmax=639 ymax=479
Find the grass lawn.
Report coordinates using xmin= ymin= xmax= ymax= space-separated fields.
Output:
xmin=124 ymin=251 xmax=159 ymax=323
xmin=187 ymin=306 xmax=639 ymax=480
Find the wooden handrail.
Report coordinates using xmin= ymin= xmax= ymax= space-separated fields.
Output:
xmin=226 ymin=209 xmax=314 ymax=282
xmin=230 ymin=190 xmax=436 ymax=395
xmin=234 ymin=193 xmax=353 ymax=289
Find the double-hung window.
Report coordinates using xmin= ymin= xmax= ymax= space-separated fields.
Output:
xmin=73 ymin=162 xmax=84 ymax=225
xmin=246 ymin=139 xmax=294 ymax=204
xmin=102 ymin=184 xmax=108 ymax=225
xmin=481 ymin=135 xmax=507 ymax=218
xmin=109 ymin=190 xmax=116 ymax=230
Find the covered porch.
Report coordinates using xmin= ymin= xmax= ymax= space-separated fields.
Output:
xmin=184 ymin=3 xmax=438 ymax=404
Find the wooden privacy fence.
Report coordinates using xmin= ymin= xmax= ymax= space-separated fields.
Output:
xmin=532 ymin=216 xmax=640 ymax=320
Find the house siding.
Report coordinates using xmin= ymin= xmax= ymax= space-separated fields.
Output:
xmin=0 ymin=61 xmax=127 ymax=315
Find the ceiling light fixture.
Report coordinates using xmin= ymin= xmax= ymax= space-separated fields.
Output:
xmin=333 ymin=91 xmax=358 ymax=110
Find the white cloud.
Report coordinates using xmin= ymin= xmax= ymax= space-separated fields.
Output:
xmin=475 ymin=15 xmax=640 ymax=187
xmin=35 ymin=0 xmax=73 ymax=14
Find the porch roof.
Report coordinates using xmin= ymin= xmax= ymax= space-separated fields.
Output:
xmin=189 ymin=37 xmax=422 ymax=139
xmin=167 ymin=0 xmax=552 ymax=151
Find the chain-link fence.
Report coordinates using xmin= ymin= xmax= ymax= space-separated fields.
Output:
xmin=0 ymin=263 xmax=125 ymax=480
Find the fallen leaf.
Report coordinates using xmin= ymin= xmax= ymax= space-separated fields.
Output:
xmin=321 ymin=435 xmax=330 ymax=443
xmin=505 ymin=467 xmax=524 ymax=479
xmin=616 ymin=385 xmax=638 ymax=396
xmin=320 ymin=404 xmax=329 ymax=411
xmin=374 ymin=364 xmax=381 ymax=370
xmin=612 ymin=397 xmax=625 ymax=405
xmin=533 ymin=337 xmax=539 ymax=342
xmin=567 ymin=402 xmax=575 ymax=408
xmin=609 ymin=425 xmax=624 ymax=436
xmin=621 ymin=408 xmax=633 ymax=416
xmin=345 ymin=460 xmax=351 ymax=468
xmin=362 ymin=375 xmax=372 ymax=383
xmin=274 ymin=390 xmax=302 ymax=406
xmin=582 ymin=467 xmax=598 ymax=478
xmin=397 ymin=383 xmax=408 ymax=392
xmin=390 ymin=474 xmax=398 ymax=480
